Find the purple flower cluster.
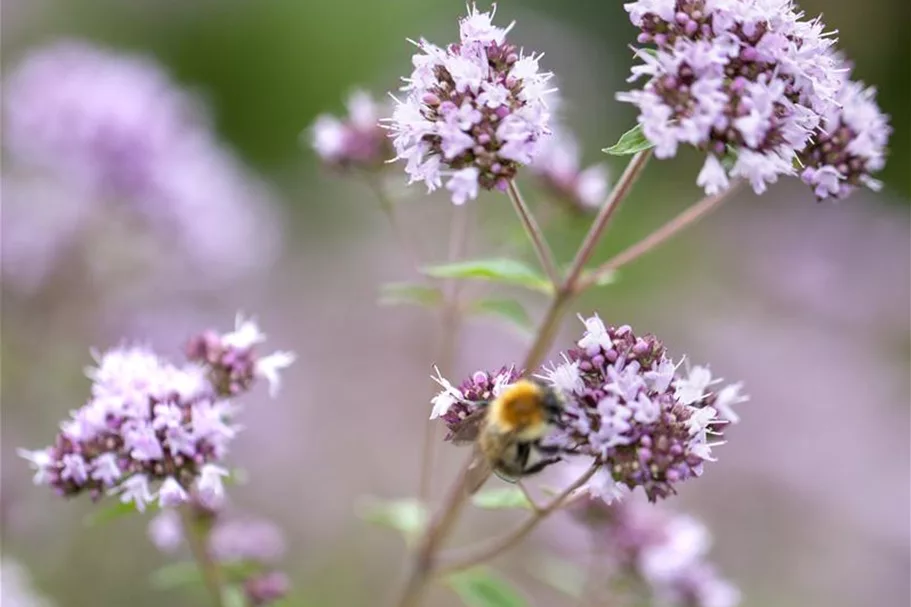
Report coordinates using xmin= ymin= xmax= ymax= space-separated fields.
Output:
xmin=530 ymin=124 xmax=609 ymax=212
xmin=386 ymin=3 xmax=555 ymax=204
xmin=799 ymin=75 xmax=891 ymax=200
xmin=2 ymin=40 xmax=281 ymax=294
xmin=567 ymin=494 xmax=740 ymax=607
xmin=540 ymin=315 xmax=746 ymax=501
xmin=428 ymin=315 xmax=746 ymax=501
xmin=149 ymin=501 xmax=290 ymax=606
xmin=18 ymin=315 xmax=294 ymax=512
xmin=619 ymin=0 xmax=888 ymax=198
xmin=309 ymin=90 xmax=392 ymax=170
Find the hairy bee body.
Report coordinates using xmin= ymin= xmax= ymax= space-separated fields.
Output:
xmin=450 ymin=378 xmax=564 ymax=493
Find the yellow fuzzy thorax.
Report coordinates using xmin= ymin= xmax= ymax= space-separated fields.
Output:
xmin=488 ymin=380 xmax=548 ymax=440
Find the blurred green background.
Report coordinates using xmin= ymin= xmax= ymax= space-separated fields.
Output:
xmin=2 ymin=1 xmax=909 ymax=606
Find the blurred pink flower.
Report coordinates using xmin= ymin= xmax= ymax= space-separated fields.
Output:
xmin=1 ymin=39 xmax=282 ymax=295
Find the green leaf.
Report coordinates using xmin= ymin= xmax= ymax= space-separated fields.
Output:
xmin=447 ymin=568 xmax=530 ymax=607
xmin=356 ymin=497 xmax=428 ymax=542
xmin=84 ymin=499 xmax=158 ymax=527
xmin=222 ymin=585 xmax=248 ymax=607
xmin=466 ymin=298 xmax=534 ymax=336
xmin=602 ymin=123 xmax=655 ymax=156
xmin=379 ymin=282 xmax=444 ymax=308
xmin=471 ymin=487 xmax=533 ymax=510
xmin=150 ymin=562 xmax=203 ymax=590
xmin=421 ymin=259 xmax=553 ymax=294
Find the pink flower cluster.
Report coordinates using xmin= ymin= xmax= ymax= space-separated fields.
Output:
xmin=386 ymin=4 xmax=555 ymax=204
xmin=619 ymin=0 xmax=890 ymax=199
xmin=19 ymin=315 xmax=294 ymax=512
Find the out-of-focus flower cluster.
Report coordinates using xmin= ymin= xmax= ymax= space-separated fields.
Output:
xmin=530 ymin=124 xmax=609 ymax=212
xmin=309 ymin=90 xmax=392 ymax=170
xmin=149 ymin=498 xmax=290 ymax=606
xmin=386 ymin=4 xmax=554 ymax=204
xmin=619 ymin=0 xmax=890 ymax=199
xmin=1 ymin=40 xmax=281 ymax=295
xmin=798 ymin=73 xmax=891 ymax=200
xmin=565 ymin=492 xmax=740 ymax=607
xmin=430 ymin=315 xmax=746 ymax=501
xmin=18 ymin=315 xmax=294 ymax=513
xmin=1 ymin=558 xmax=54 ymax=607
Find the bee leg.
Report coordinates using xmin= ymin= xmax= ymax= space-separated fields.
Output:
xmin=521 ymin=456 xmax=563 ymax=476
xmin=533 ymin=442 xmax=563 ymax=456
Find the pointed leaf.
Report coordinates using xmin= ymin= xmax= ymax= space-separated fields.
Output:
xmin=421 ymin=259 xmax=553 ymax=294
xmin=150 ymin=562 xmax=203 ymax=590
xmin=471 ymin=487 xmax=533 ymax=510
xmin=603 ymin=124 xmax=655 ymax=156
xmin=466 ymin=298 xmax=534 ymax=336
xmin=356 ymin=497 xmax=428 ymax=542
xmin=222 ymin=585 xmax=248 ymax=607
xmin=379 ymin=282 xmax=444 ymax=308
xmin=447 ymin=568 xmax=530 ymax=607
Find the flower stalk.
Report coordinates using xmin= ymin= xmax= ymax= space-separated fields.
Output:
xmin=506 ymin=179 xmax=560 ymax=286
xmin=434 ymin=461 xmax=601 ymax=577
xmin=179 ymin=505 xmax=226 ymax=607
xmin=574 ymin=180 xmax=743 ymax=293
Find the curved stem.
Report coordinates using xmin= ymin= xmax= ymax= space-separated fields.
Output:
xmin=397 ymin=455 xmax=476 ymax=607
xmin=179 ymin=505 xmax=225 ymax=607
xmin=562 ymin=150 xmax=652 ymax=290
xmin=574 ymin=180 xmax=742 ymax=293
xmin=434 ymin=462 xmax=601 ymax=577
xmin=506 ymin=180 xmax=560 ymax=286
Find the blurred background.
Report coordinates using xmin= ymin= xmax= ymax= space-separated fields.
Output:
xmin=1 ymin=1 xmax=908 ymax=606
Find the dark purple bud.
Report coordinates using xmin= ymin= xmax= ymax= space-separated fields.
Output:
xmin=244 ymin=571 xmax=290 ymax=606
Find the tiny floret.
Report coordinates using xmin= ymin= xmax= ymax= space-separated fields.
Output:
xmin=386 ymin=3 xmax=554 ymax=204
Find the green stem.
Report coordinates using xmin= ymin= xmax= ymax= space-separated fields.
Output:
xmin=505 ymin=179 xmax=561 ymax=286
xmin=179 ymin=505 xmax=225 ymax=607
xmin=574 ymin=180 xmax=742 ymax=293
xmin=433 ymin=462 xmax=601 ymax=576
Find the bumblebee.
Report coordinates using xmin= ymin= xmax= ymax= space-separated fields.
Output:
xmin=450 ymin=378 xmax=565 ymax=494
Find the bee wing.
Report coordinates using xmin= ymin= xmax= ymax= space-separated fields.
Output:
xmin=464 ymin=445 xmax=493 ymax=495
xmin=449 ymin=407 xmax=488 ymax=446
